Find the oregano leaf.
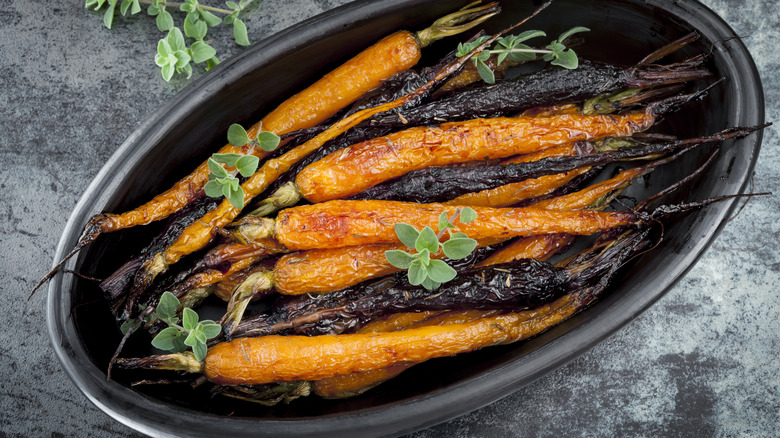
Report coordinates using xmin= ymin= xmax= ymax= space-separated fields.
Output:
xmin=385 ymin=250 xmax=416 ymax=270
xmin=151 ymin=327 xmax=180 ymax=351
xmin=156 ymin=10 xmax=174 ymax=31
xmin=204 ymin=180 xmax=223 ymax=197
xmin=226 ymin=186 xmax=245 ymax=209
xmin=227 ymin=123 xmax=250 ymax=146
xmin=427 ymin=259 xmax=457 ymax=283
xmin=235 ymin=155 xmax=259 ymax=177
xmin=551 ymin=48 xmax=579 ymax=69
xmin=233 ymin=18 xmax=250 ymax=46
xmin=460 ymin=206 xmax=477 ymax=223
xmin=182 ymin=307 xmax=198 ymax=330
xmin=190 ymin=40 xmax=216 ymax=63
xmin=395 ymin=223 xmax=420 ymax=248
xmin=256 ymin=131 xmax=280 ymax=151
xmin=441 ymin=237 xmax=478 ymax=260
xmin=192 ymin=341 xmax=208 ymax=361
xmin=199 ymin=322 xmax=222 ymax=339
xmin=207 ymin=158 xmax=229 ymax=178
xmin=212 ymin=153 xmax=242 ymax=167
xmin=475 ymin=58 xmax=495 ymax=84
xmin=156 ymin=291 xmax=179 ymax=320
xmin=415 ymin=226 xmax=439 ymax=254
xmin=407 ymin=260 xmax=426 ymax=286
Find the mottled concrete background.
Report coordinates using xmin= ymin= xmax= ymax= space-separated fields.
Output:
xmin=1 ymin=0 xmax=777 ymax=436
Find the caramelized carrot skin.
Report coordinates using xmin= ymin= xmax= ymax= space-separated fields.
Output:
xmin=275 ymin=200 xmax=636 ymax=250
xmin=204 ymin=294 xmax=582 ymax=385
xmin=265 ymin=31 xmax=421 ymax=135
xmin=98 ymin=31 xmax=421 ymax=234
xmin=296 ymin=112 xmax=654 ymax=202
xmin=274 ymin=244 xmax=406 ymax=295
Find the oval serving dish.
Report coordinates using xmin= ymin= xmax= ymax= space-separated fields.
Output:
xmin=47 ymin=0 xmax=764 ymax=436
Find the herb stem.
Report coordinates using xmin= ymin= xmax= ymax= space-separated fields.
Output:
xmin=137 ymin=0 xmax=234 ymax=15
xmin=488 ymin=48 xmax=553 ymax=55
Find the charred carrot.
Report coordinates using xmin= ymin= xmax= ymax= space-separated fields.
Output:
xmin=367 ymin=33 xmax=707 ymax=130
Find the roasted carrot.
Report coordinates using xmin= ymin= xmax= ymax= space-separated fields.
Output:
xmin=272 ymin=200 xmax=638 ymax=250
xmin=294 ymin=111 xmax=657 ymax=203
xmin=34 ymin=2 xmax=501 ymax=297
xmin=312 ymin=310 xmax=498 ymax=399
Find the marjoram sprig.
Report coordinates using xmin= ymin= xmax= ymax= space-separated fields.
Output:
xmin=385 ymin=207 xmax=478 ymax=290
xmin=85 ymin=0 xmax=256 ymax=81
xmin=456 ymin=26 xmax=590 ymax=84
xmin=204 ymin=123 xmax=280 ymax=208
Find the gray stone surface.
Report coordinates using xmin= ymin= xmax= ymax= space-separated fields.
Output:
xmin=1 ymin=0 xmax=777 ymax=436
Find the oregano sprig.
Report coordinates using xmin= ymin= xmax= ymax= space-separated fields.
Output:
xmin=385 ymin=207 xmax=479 ymax=290
xmin=86 ymin=0 xmax=256 ymax=81
xmin=203 ymin=123 xmax=280 ymax=208
xmin=120 ymin=292 xmax=220 ymax=361
xmin=456 ymin=26 xmax=590 ymax=84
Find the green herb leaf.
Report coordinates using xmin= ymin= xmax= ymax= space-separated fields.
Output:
xmin=183 ymin=329 xmax=199 ymax=347
xmin=184 ymin=17 xmax=208 ymax=40
xmin=557 ymin=26 xmax=590 ymax=43
xmin=233 ymin=18 xmax=250 ymax=46
xmin=385 ymin=250 xmax=416 ymax=269
xmin=395 ymin=223 xmax=420 ymax=248
xmin=456 ymin=35 xmax=490 ymax=57
xmin=173 ymin=50 xmax=191 ymax=69
xmin=427 ymin=259 xmax=457 ymax=283
xmin=439 ymin=211 xmax=454 ymax=231
xmin=130 ymin=0 xmax=141 ymax=15
xmin=103 ymin=0 xmax=116 ymax=29
xmin=407 ymin=259 xmax=426 ymax=286
xmin=206 ymin=56 xmax=220 ymax=71
xmin=475 ymin=58 xmax=495 ymax=85
xmin=256 ymin=131 xmax=280 ymax=152
xmin=167 ymin=27 xmax=186 ymax=52
xmin=182 ymin=307 xmax=198 ymax=330
xmin=227 ymin=123 xmax=250 ymax=146
xmin=199 ymin=321 xmax=222 ymax=339
xmin=192 ymin=340 xmax=208 ymax=361
xmin=225 ymin=185 xmax=245 ymax=209
xmin=190 ymin=40 xmax=216 ymax=63
xmin=226 ymin=1 xmax=239 ymax=10
xmin=204 ymin=180 xmax=222 ymax=197
xmin=212 ymin=153 xmax=242 ymax=167
xmin=156 ymin=291 xmax=180 ymax=320
xmin=200 ymin=9 xmax=222 ymax=27
xmin=120 ymin=0 xmax=131 ymax=16
xmin=156 ymin=10 xmax=174 ymax=31
xmin=420 ymin=277 xmax=441 ymax=290
xmin=151 ymin=326 xmax=181 ymax=350
xmin=551 ymin=48 xmax=579 ymax=69
xmin=459 ymin=206 xmax=477 ymax=223
xmin=415 ymin=226 xmax=439 ymax=254
xmin=235 ymin=155 xmax=259 ymax=177
xmin=147 ymin=4 xmax=160 ymax=15
xmin=441 ymin=237 xmax=478 ymax=260
xmin=207 ymin=158 xmax=229 ymax=178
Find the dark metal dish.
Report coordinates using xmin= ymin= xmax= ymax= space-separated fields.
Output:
xmin=46 ymin=0 xmax=764 ymax=436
